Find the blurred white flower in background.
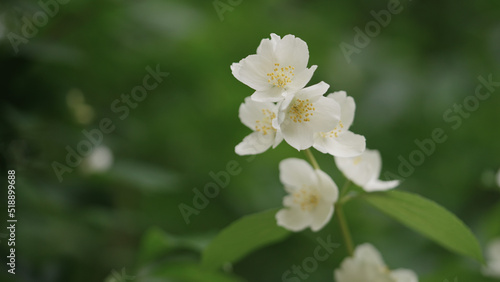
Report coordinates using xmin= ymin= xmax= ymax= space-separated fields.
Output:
xmin=482 ymin=238 xmax=500 ymax=278
xmin=231 ymin=33 xmax=317 ymax=102
xmin=334 ymin=243 xmax=418 ymax=282
xmin=81 ymin=145 xmax=114 ymax=174
xmin=276 ymin=158 xmax=338 ymax=232
xmin=313 ymin=91 xmax=366 ymax=157
xmin=335 ymin=149 xmax=399 ymax=192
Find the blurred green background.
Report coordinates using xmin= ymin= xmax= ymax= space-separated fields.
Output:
xmin=1 ymin=0 xmax=500 ymax=281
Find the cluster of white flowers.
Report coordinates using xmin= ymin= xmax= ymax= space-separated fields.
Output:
xmin=232 ymin=33 xmax=399 ymax=231
xmin=232 ymin=33 xmax=365 ymax=155
xmin=232 ymin=33 xmax=416 ymax=281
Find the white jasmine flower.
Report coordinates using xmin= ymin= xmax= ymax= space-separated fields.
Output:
xmin=335 ymin=243 xmax=418 ymax=282
xmin=482 ymin=238 xmax=500 ymax=278
xmin=276 ymin=158 xmax=338 ymax=232
xmin=235 ymin=97 xmax=282 ymax=155
xmin=313 ymin=91 xmax=366 ymax=157
xmin=231 ymin=33 xmax=317 ymax=102
xmin=276 ymin=82 xmax=341 ymax=151
xmin=335 ymin=149 xmax=399 ymax=192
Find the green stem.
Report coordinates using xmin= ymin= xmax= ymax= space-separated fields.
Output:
xmin=335 ymin=202 xmax=354 ymax=256
xmin=339 ymin=179 xmax=351 ymax=198
xmin=304 ymin=149 xmax=320 ymax=170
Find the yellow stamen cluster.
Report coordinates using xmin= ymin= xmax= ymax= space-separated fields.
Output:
xmin=267 ymin=63 xmax=295 ymax=88
xmin=321 ymin=120 xmax=344 ymax=138
xmin=293 ymin=186 xmax=319 ymax=211
xmin=288 ymin=99 xmax=314 ymax=123
xmin=255 ymin=109 xmax=276 ymax=135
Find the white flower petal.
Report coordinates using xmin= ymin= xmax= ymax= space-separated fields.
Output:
xmin=335 ymin=149 xmax=383 ymax=189
xmin=235 ymin=131 xmax=274 ymax=155
xmin=272 ymin=130 xmax=283 ymax=148
xmin=288 ymin=65 xmax=317 ymax=92
xmin=256 ymin=37 xmax=276 ymax=62
xmin=310 ymin=201 xmax=334 ymax=232
xmin=276 ymin=207 xmax=310 ymax=232
xmin=329 ymin=91 xmax=356 ymax=129
xmin=391 ymin=269 xmax=419 ymax=282
xmin=280 ymin=120 xmax=315 ymax=150
xmin=306 ymin=96 xmax=341 ymax=133
xmin=275 ymin=34 xmax=309 ymax=71
xmin=365 ymin=179 xmax=400 ymax=192
xmin=482 ymin=238 xmax=500 ymax=278
xmin=279 ymin=158 xmax=316 ymax=188
xmin=231 ymin=55 xmax=272 ymax=91
xmin=497 ymin=169 xmax=500 ymax=188
xmin=316 ymin=169 xmax=339 ymax=202
xmin=251 ymin=87 xmax=284 ymax=102
xmin=295 ymin=81 xmax=330 ymax=100
xmin=336 ymin=244 xmax=418 ymax=282
xmin=354 ymin=243 xmax=387 ymax=268
xmin=238 ymin=97 xmax=276 ymax=129
xmin=313 ymin=131 xmax=366 ymax=157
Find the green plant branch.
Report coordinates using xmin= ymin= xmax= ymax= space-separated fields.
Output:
xmin=304 ymin=149 xmax=320 ymax=170
xmin=335 ymin=202 xmax=354 ymax=256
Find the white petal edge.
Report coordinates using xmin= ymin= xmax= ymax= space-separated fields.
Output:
xmin=235 ymin=132 xmax=274 ymax=155
xmin=276 ymin=207 xmax=310 ymax=232
xmin=279 ymin=158 xmax=317 ymax=189
xmin=313 ymin=131 xmax=366 ymax=158
xmin=391 ymin=269 xmax=419 ymax=282
xmin=364 ymin=179 xmax=400 ymax=192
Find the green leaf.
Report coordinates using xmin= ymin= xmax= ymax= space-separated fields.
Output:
xmin=363 ymin=190 xmax=483 ymax=262
xmin=202 ymin=208 xmax=290 ymax=270
xmin=137 ymin=227 xmax=214 ymax=265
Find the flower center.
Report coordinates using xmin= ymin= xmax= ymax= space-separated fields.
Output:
xmin=255 ymin=109 xmax=276 ymax=135
xmin=288 ymin=99 xmax=315 ymax=123
xmin=267 ymin=63 xmax=295 ymax=88
xmin=293 ymin=186 xmax=319 ymax=211
xmin=320 ymin=120 xmax=344 ymax=138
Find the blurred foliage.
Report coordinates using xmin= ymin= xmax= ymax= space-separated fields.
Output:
xmin=0 ymin=0 xmax=500 ymax=281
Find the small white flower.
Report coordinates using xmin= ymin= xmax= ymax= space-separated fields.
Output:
xmin=81 ymin=145 xmax=113 ymax=174
xmin=335 ymin=149 xmax=399 ymax=192
xmin=276 ymin=82 xmax=341 ymax=151
xmin=276 ymin=158 xmax=339 ymax=232
xmin=313 ymin=91 xmax=366 ymax=157
xmin=334 ymin=243 xmax=418 ymax=282
xmin=482 ymin=238 xmax=500 ymax=278
xmin=235 ymin=97 xmax=282 ymax=155
xmin=231 ymin=33 xmax=317 ymax=102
